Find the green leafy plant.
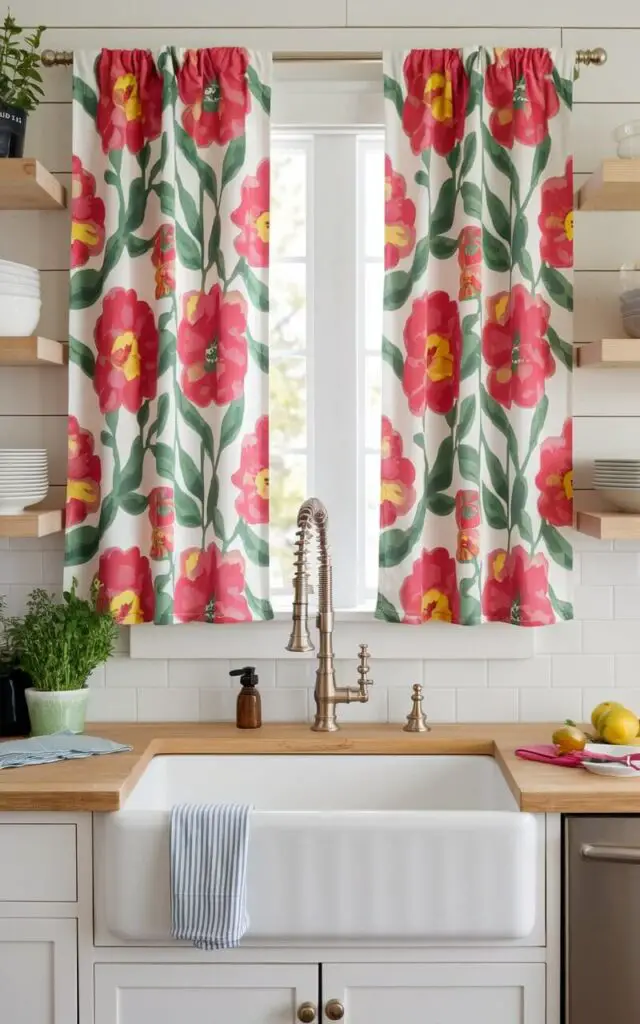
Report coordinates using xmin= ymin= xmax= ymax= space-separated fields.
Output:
xmin=7 ymin=579 xmax=118 ymax=691
xmin=0 ymin=11 xmax=46 ymax=113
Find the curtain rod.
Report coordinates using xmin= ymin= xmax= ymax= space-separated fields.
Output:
xmin=40 ymin=47 xmax=607 ymax=68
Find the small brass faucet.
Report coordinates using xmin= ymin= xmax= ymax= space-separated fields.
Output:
xmin=286 ymin=498 xmax=373 ymax=731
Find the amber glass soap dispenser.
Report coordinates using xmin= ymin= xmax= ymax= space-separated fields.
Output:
xmin=230 ymin=666 xmax=262 ymax=729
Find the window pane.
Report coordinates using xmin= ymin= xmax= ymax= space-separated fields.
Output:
xmin=271 ymin=146 xmax=307 ymax=259
xmin=270 ymin=453 xmax=307 ymax=593
xmin=364 ymin=146 xmax=384 ymax=259
xmin=365 ymin=355 xmax=382 ymax=450
xmin=364 ymin=261 xmax=383 ymax=352
xmin=270 ymin=262 xmax=307 ymax=352
xmin=270 ymin=356 xmax=307 ymax=450
xmin=365 ymin=453 xmax=381 ymax=592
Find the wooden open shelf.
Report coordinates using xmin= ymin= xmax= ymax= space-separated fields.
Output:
xmin=578 ymin=159 xmax=640 ymax=211
xmin=0 ymin=505 xmax=63 ymax=539
xmin=577 ymin=339 xmax=640 ymax=368
xmin=0 ymin=336 xmax=67 ymax=366
xmin=576 ymin=510 xmax=640 ymax=540
xmin=0 ymin=158 xmax=66 ymax=210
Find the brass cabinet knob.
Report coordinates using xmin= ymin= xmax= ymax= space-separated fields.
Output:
xmin=325 ymin=1000 xmax=345 ymax=1021
xmin=297 ymin=1003 xmax=317 ymax=1023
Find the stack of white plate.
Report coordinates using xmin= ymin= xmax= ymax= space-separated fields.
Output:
xmin=0 ymin=259 xmax=41 ymax=337
xmin=594 ymin=459 xmax=640 ymax=513
xmin=0 ymin=449 xmax=48 ymax=515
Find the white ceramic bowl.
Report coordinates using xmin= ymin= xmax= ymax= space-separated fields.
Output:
xmin=0 ymin=258 xmax=38 ymax=275
xmin=0 ymin=284 xmax=41 ymax=299
xmin=599 ymin=489 xmax=640 ymax=513
xmin=623 ymin=316 xmax=640 ymax=339
xmin=614 ymin=120 xmax=640 ymax=158
xmin=0 ymin=296 xmax=41 ymax=337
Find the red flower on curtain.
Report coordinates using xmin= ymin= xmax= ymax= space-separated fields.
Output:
xmin=482 ymin=546 xmax=555 ymax=626
xmin=403 ymin=290 xmax=461 ymax=415
xmin=483 ymin=285 xmax=555 ymax=409
xmin=384 ymin=156 xmax=416 ymax=269
xmin=95 ymin=547 xmax=155 ymax=624
xmin=178 ymin=48 xmax=250 ymax=147
xmin=454 ymin=488 xmax=481 ymax=562
xmin=148 ymin=486 xmax=175 ymax=559
xmin=484 ymin=48 xmax=559 ymax=149
xmin=399 ymin=547 xmax=460 ymax=624
xmin=174 ymin=543 xmax=251 ymax=622
xmin=95 ymin=50 xmax=162 ymax=153
xmin=457 ymin=226 xmax=482 ymax=300
xmin=177 ymin=285 xmax=248 ymax=407
xmin=402 ymin=49 xmax=468 ymax=156
xmin=538 ymin=157 xmax=573 ymax=269
xmin=380 ymin=416 xmax=416 ymax=527
xmin=231 ymin=415 xmax=269 ymax=524
xmin=94 ymin=288 xmax=159 ymax=414
xmin=70 ymin=156 xmax=105 ymax=268
xmin=66 ymin=416 xmax=101 ymax=527
xmin=231 ymin=159 xmax=270 ymax=268
xmin=151 ymin=225 xmax=176 ymax=299
xmin=535 ymin=419 xmax=573 ymax=527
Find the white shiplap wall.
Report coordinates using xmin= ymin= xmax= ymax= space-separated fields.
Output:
xmin=1 ymin=0 xmax=640 ymax=724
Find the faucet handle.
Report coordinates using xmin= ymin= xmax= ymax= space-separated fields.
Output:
xmin=357 ymin=643 xmax=373 ymax=695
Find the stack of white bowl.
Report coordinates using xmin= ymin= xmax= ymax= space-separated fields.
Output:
xmin=0 ymin=449 xmax=48 ymax=515
xmin=619 ymin=263 xmax=640 ymax=339
xmin=0 ymin=259 xmax=41 ymax=337
xmin=594 ymin=460 xmax=640 ymax=513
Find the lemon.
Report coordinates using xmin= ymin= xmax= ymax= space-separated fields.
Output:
xmin=591 ymin=701 xmax=623 ymax=733
xmin=600 ymin=706 xmax=640 ymax=745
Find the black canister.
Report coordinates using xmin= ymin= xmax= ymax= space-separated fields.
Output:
xmin=0 ymin=102 xmax=28 ymax=158
xmin=0 ymin=664 xmax=31 ymax=737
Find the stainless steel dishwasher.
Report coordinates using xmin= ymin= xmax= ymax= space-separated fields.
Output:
xmin=566 ymin=816 xmax=640 ymax=1022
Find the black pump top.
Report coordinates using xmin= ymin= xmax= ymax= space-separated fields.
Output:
xmin=229 ymin=666 xmax=258 ymax=688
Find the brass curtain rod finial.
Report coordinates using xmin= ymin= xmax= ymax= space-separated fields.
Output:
xmin=575 ymin=46 xmax=607 ymax=67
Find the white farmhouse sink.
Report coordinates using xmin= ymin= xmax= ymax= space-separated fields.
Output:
xmin=93 ymin=755 xmax=539 ymax=945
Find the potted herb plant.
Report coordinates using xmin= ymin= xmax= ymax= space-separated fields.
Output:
xmin=0 ymin=11 xmax=46 ymax=158
xmin=7 ymin=580 xmax=118 ymax=736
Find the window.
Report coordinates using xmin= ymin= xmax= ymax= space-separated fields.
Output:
xmin=270 ymin=129 xmax=385 ymax=609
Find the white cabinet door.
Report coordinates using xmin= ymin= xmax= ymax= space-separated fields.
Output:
xmin=0 ymin=918 xmax=77 ymax=1024
xmin=95 ymin=963 xmax=318 ymax=1024
xmin=322 ymin=963 xmax=545 ymax=1024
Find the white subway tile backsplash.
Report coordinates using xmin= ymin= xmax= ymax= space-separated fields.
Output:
xmin=614 ymin=587 xmax=640 ymax=620
xmin=86 ymin=688 xmax=137 ymax=722
xmin=106 ymin=659 xmax=167 ymax=688
xmin=583 ymin=621 xmax=640 ymax=655
xmin=42 ymin=550 xmax=64 ymax=586
xmin=0 ymin=551 xmax=43 ymax=585
xmin=199 ymin=689 xmax=237 ymax=722
xmin=388 ymin=687 xmax=455 ymax=723
xmin=581 ymin=553 xmax=640 ymax=586
xmin=519 ymin=688 xmax=583 ymax=722
xmin=457 ymin=688 xmax=518 ymax=722
xmin=534 ymin=621 xmax=582 ymax=654
xmin=262 ymin=688 xmax=310 ymax=723
xmin=333 ymin=686 xmax=389 ymax=723
xmin=275 ymin=659 xmax=316 ymax=688
xmin=86 ymin=665 xmax=105 ymax=688
xmin=552 ymin=655 xmax=614 ymax=689
xmin=488 ymin=658 xmax=551 ymax=688
xmin=371 ymin=660 xmax=423 ymax=688
xmin=613 ymin=656 xmax=640 ymax=689
xmin=574 ymin=586 xmax=614 ymax=620
xmin=168 ymin=659 xmax=231 ymax=688
xmin=137 ymin=688 xmax=199 ymax=721
xmin=426 ymin=660 xmax=487 ymax=688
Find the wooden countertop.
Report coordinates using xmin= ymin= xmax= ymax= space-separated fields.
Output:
xmin=0 ymin=722 xmax=638 ymax=813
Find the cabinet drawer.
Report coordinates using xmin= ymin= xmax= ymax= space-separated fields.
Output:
xmin=0 ymin=825 xmax=76 ymax=901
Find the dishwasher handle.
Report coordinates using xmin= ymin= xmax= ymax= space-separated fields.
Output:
xmin=581 ymin=842 xmax=640 ymax=864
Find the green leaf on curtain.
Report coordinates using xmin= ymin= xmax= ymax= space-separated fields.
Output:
xmin=444 ymin=406 xmax=457 ymax=429
xmin=158 ymin=328 xmax=176 ymax=376
xmin=414 ymin=170 xmax=429 ymax=189
xmin=152 ymin=441 xmax=174 ymax=480
xmin=456 ymin=395 xmax=476 ymax=442
xmin=482 ymin=227 xmax=510 ymax=273
xmin=411 ymin=237 xmax=429 ymax=282
xmin=176 ymin=170 xmax=203 ymax=243
xmin=138 ymin=143 xmax=151 ymax=172
xmin=98 ymin=493 xmax=118 ymax=536
xmin=69 ymin=269 xmax=103 ymax=310
xmin=541 ymin=521 xmax=573 ymax=570
xmin=207 ymin=213 xmax=221 ymax=274
xmin=460 ymin=180 xmax=482 ymax=220
xmin=176 ymin=389 xmax=214 ymax=460
xmin=549 ymin=584 xmax=573 ymax=620
xmin=219 ymin=397 xmax=245 ymax=453
xmin=120 ymin=492 xmax=149 ymax=515
xmin=427 ymin=435 xmax=454 ymax=494
xmin=175 ymin=124 xmax=218 ymax=202
xmin=108 ymin=149 xmax=123 ymax=175
xmin=383 ymin=270 xmax=412 ymax=311
xmin=159 ymin=311 xmax=172 ymax=331
xmin=552 ymin=68 xmax=573 ymax=111
xmin=125 ymin=177 xmax=147 ymax=233
xmin=64 ymin=525 xmax=100 ymax=567
xmin=212 ymin=508 xmax=226 ymax=543
xmin=378 ymin=337 xmax=403 ymax=382
xmin=546 ymin=325 xmax=574 ymax=371
xmin=245 ymin=583 xmax=275 ymax=621
xmin=137 ymin=402 xmax=150 ymax=429
xmin=430 ymin=235 xmax=458 ymax=260
xmin=459 ymin=132 xmax=477 ymax=180
xmin=460 ymin=588 xmax=482 ymax=625
xmin=149 ymin=132 xmax=169 ymax=184
xmin=413 ymin=432 xmax=425 ymax=451
xmin=540 ymin=263 xmax=573 ymax=311
xmin=484 ymin=444 xmax=509 ymax=504
xmin=379 ymin=528 xmax=412 ymax=567
xmin=383 ymin=73 xmax=404 ymax=119
xmin=484 ymin=178 xmax=511 ymax=242
xmin=429 ymin=178 xmax=456 ymax=237
xmin=221 ymin=135 xmax=247 ymax=191
xmin=445 ymin=143 xmax=460 ymax=173
xmin=152 ymin=181 xmax=175 ymax=218
xmin=511 ymin=474 xmax=528 ymax=530
xmin=374 ymin=593 xmax=401 ymax=623
xmin=247 ymin=65 xmax=272 ymax=114
xmin=518 ymin=509 xmax=535 ymax=545
xmin=482 ymin=484 xmax=508 ymax=530
xmin=72 ymin=75 xmax=98 ymax=120
xmin=147 ymin=393 xmax=171 ymax=440
xmin=530 ymin=135 xmax=551 ymax=191
xmin=248 ymin=330 xmax=269 ymax=373
xmin=481 ymin=124 xmax=520 ymax=207
xmin=241 ymin=260 xmax=269 ymax=312
xmin=178 ymin=444 xmax=205 ymax=502
xmin=154 ymin=588 xmax=174 ymax=625
xmin=118 ymin=436 xmax=144 ymax=494
xmin=238 ymin=519 xmax=269 ymax=566
xmin=528 ymin=394 xmax=549 ymax=453
xmin=69 ymin=336 xmax=96 ymax=379
xmin=127 ymin=235 xmax=154 ymax=257
xmin=174 ymin=484 xmax=202 ymax=527
xmin=460 ymin=344 xmax=481 ymax=381
xmin=426 ymin=493 xmax=455 ymax=516
xmin=207 ymin=473 xmax=221 ymax=533
xmin=481 ymin=386 xmax=519 ymax=466
xmin=458 ymin=443 xmax=480 ymax=484
xmin=465 ymin=69 xmax=484 ymax=116
xmin=511 ymin=211 xmax=530 ymax=274
xmin=100 ymin=430 xmax=114 ymax=449
xmin=176 ymin=223 xmax=201 ymax=270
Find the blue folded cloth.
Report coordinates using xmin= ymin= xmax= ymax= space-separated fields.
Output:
xmin=171 ymin=803 xmax=251 ymax=950
xmin=0 ymin=732 xmax=132 ymax=770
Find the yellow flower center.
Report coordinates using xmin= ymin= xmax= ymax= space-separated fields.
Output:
xmin=492 ymin=552 xmax=507 ymax=579
xmin=255 ymin=467 xmax=269 ymax=499
xmin=426 ymin=333 xmax=453 ymax=382
xmin=68 ymin=436 xmax=79 ymax=456
xmin=113 ymin=73 xmax=142 ymax=122
xmin=111 ymin=331 xmax=141 ymax=382
xmin=255 ymin=211 xmax=270 ymax=243
xmin=185 ymin=550 xmax=201 ymax=578
xmin=110 ymin=590 xmax=143 ymax=625
xmin=421 ymin=588 xmax=453 ymax=622
xmin=385 ymin=223 xmax=411 ymax=249
xmin=424 ymin=72 xmax=453 ymax=123
xmin=496 ymin=366 xmax=512 ymax=384
xmin=498 ymin=107 xmax=513 ymax=126
xmin=381 ymin=480 xmax=405 ymax=507
xmin=494 ymin=294 xmax=510 ymax=323
xmin=564 ymin=210 xmax=574 ymax=242
xmin=67 ymin=479 xmax=98 ymax=504
xmin=71 ymin=220 xmax=99 ymax=247
xmin=563 ymin=469 xmax=573 ymax=500
xmin=186 ymin=293 xmax=201 ymax=321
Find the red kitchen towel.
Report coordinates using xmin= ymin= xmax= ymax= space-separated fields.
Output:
xmin=515 ymin=744 xmax=585 ymax=767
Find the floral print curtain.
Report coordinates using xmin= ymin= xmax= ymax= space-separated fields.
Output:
xmin=65 ymin=48 xmax=273 ymax=624
xmin=377 ymin=48 xmax=573 ymax=627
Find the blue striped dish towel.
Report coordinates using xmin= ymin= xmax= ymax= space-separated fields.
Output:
xmin=170 ymin=803 xmax=252 ymax=950
xmin=0 ymin=733 xmax=131 ymax=769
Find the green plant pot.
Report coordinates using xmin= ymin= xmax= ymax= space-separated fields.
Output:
xmin=25 ymin=687 xmax=89 ymax=736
